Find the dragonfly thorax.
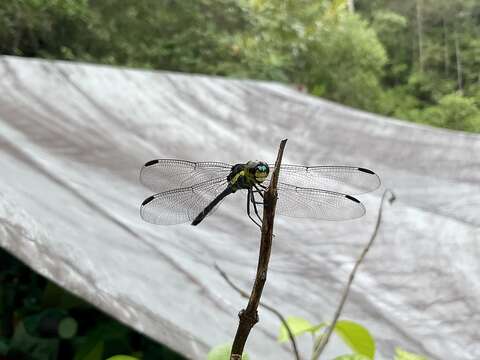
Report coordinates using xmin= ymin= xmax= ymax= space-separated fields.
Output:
xmin=227 ymin=161 xmax=269 ymax=192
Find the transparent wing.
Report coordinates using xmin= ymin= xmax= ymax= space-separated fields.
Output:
xmin=267 ymin=164 xmax=380 ymax=195
xmin=275 ymin=183 xmax=365 ymax=220
xmin=140 ymin=177 xmax=228 ymax=225
xmin=140 ymin=159 xmax=232 ymax=192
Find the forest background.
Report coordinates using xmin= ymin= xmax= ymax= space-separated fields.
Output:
xmin=1 ymin=0 xmax=480 ymax=133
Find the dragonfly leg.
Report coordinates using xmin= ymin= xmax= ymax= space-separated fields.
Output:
xmin=252 ymin=184 xmax=265 ymax=205
xmin=250 ymin=191 xmax=263 ymax=224
xmin=247 ymin=190 xmax=262 ymax=229
xmin=253 ymin=184 xmax=265 ymax=199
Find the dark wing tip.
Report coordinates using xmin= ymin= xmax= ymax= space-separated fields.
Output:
xmin=144 ymin=159 xmax=159 ymax=167
xmin=345 ymin=194 xmax=361 ymax=203
xmin=357 ymin=167 xmax=375 ymax=175
xmin=141 ymin=195 xmax=156 ymax=206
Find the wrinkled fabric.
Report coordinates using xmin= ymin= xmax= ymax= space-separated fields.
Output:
xmin=0 ymin=56 xmax=478 ymax=360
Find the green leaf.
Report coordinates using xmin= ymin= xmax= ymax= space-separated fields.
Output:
xmin=0 ymin=337 xmax=9 ymax=355
xmin=394 ymin=347 xmax=428 ymax=360
xmin=310 ymin=322 xmax=328 ymax=334
xmin=207 ymin=343 xmax=250 ymax=360
xmin=73 ymin=337 xmax=104 ymax=360
xmin=58 ymin=316 xmax=78 ymax=339
xmin=333 ymin=355 xmax=372 ymax=360
xmin=104 ymin=356 xmax=140 ymax=360
xmin=86 ymin=321 xmax=129 ymax=342
xmin=83 ymin=341 xmax=103 ymax=360
xmin=42 ymin=281 xmax=89 ymax=309
xmin=10 ymin=322 xmax=60 ymax=360
xmin=334 ymin=320 xmax=375 ymax=359
xmin=278 ymin=316 xmax=325 ymax=343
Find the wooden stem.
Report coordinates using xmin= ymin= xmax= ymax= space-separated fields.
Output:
xmin=311 ymin=189 xmax=395 ymax=359
xmin=215 ymin=264 xmax=301 ymax=360
xmin=230 ymin=139 xmax=288 ymax=359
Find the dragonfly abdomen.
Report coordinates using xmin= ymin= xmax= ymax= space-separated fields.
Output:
xmin=191 ymin=187 xmax=233 ymax=226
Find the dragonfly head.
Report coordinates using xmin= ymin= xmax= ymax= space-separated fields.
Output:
xmin=254 ymin=161 xmax=269 ymax=183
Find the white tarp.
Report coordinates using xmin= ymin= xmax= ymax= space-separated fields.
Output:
xmin=0 ymin=56 xmax=478 ymax=360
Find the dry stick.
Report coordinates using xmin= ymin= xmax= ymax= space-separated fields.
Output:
xmin=215 ymin=264 xmax=301 ymax=360
xmin=311 ymin=189 xmax=395 ymax=360
xmin=230 ymin=139 xmax=288 ymax=360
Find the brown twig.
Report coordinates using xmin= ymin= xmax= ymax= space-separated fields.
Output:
xmin=311 ymin=189 xmax=395 ymax=359
xmin=230 ymin=139 xmax=288 ymax=360
xmin=215 ymin=264 xmax=301 ymax=360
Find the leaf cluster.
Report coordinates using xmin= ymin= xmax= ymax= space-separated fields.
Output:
xmin=2 ymin=0 xmax=479 ymax=132
xmin=0 ymin=248 xmax=184 ymax=360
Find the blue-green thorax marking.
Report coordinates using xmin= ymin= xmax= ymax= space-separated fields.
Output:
xmin=227 ymin=161 xmax=269 ymax=192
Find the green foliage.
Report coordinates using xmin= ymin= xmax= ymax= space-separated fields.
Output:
xmin=421 ymin=93 xmax=480 ymax=132
xmin=378 ymin=86 xmax=422 ymax=118
xmin=372 ymin=10 xmax=409 ymax=87
xmin=0 ymin=0 xmax=101 ymax=60
xmin=207 ymin=343 xmax=250 ymax=360
xmin=303 ymin=13 xmax=387 ymax=112
xmin=1 ymin=0 xmax=479 ymax=133
xmin=333 ymin=355 xmax=372 ymax=360
xmin=275 ymin=316 xmax=430 ymax=360
xmin=334 ymin=320 xmax=375 ymax=359
xmin=277 ymin=318 xmax=375 ymax=359
xmin=277 ymin=316 xmax=325 ymax=343
xmin=87 ymin=0 xmax=251 ymax=73
xmin=394 ymin=347 xmax=429 ymax=360
xmin=0 ymin=248 xmax=186 ymax=360
xmin=9 ymin=322 xmax=60 ymax=360
xmin=105 ymin=356 xmax=140 ymax=360
xmin=22 ymin=308 xmax=78 ymax=340
xmin=359 ymin=0 xmax=480 ymax=132
xmin=74 ymin=339 xmax=104 ymax=360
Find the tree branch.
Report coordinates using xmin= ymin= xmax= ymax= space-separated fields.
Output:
xmin=230 ymin=139 xmax=288 ymax=360
xmin=215 ymin=264 xmax=301 ymax=360
xmin=311 ymin=189 xmax=395 ymax=359
xmin=416 ymin=0 xmax=424 ymax=73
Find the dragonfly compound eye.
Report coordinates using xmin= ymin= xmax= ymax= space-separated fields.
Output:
xmin=254 ymin=163 xmax=269 ymax=183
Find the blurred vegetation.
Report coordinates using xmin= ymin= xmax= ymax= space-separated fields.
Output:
xmin=1 ymin=0 xmax=479 ymax=132
xmin=0 ymin=248 xmax=186 ymax=360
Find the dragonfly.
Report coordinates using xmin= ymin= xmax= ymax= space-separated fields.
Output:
xmin=139 ymin=159 xmax=380 ymax=227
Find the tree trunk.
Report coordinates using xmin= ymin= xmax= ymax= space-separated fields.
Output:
xmin=347 ymin=0 xmax=354 ymax=13
xmin=416 ymin=0 xmax=424 ymax=73
xmin=454 ymin=28 xmax=463 ymax=93
xmin=443 ymin=17 xmax=449 ymax=76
